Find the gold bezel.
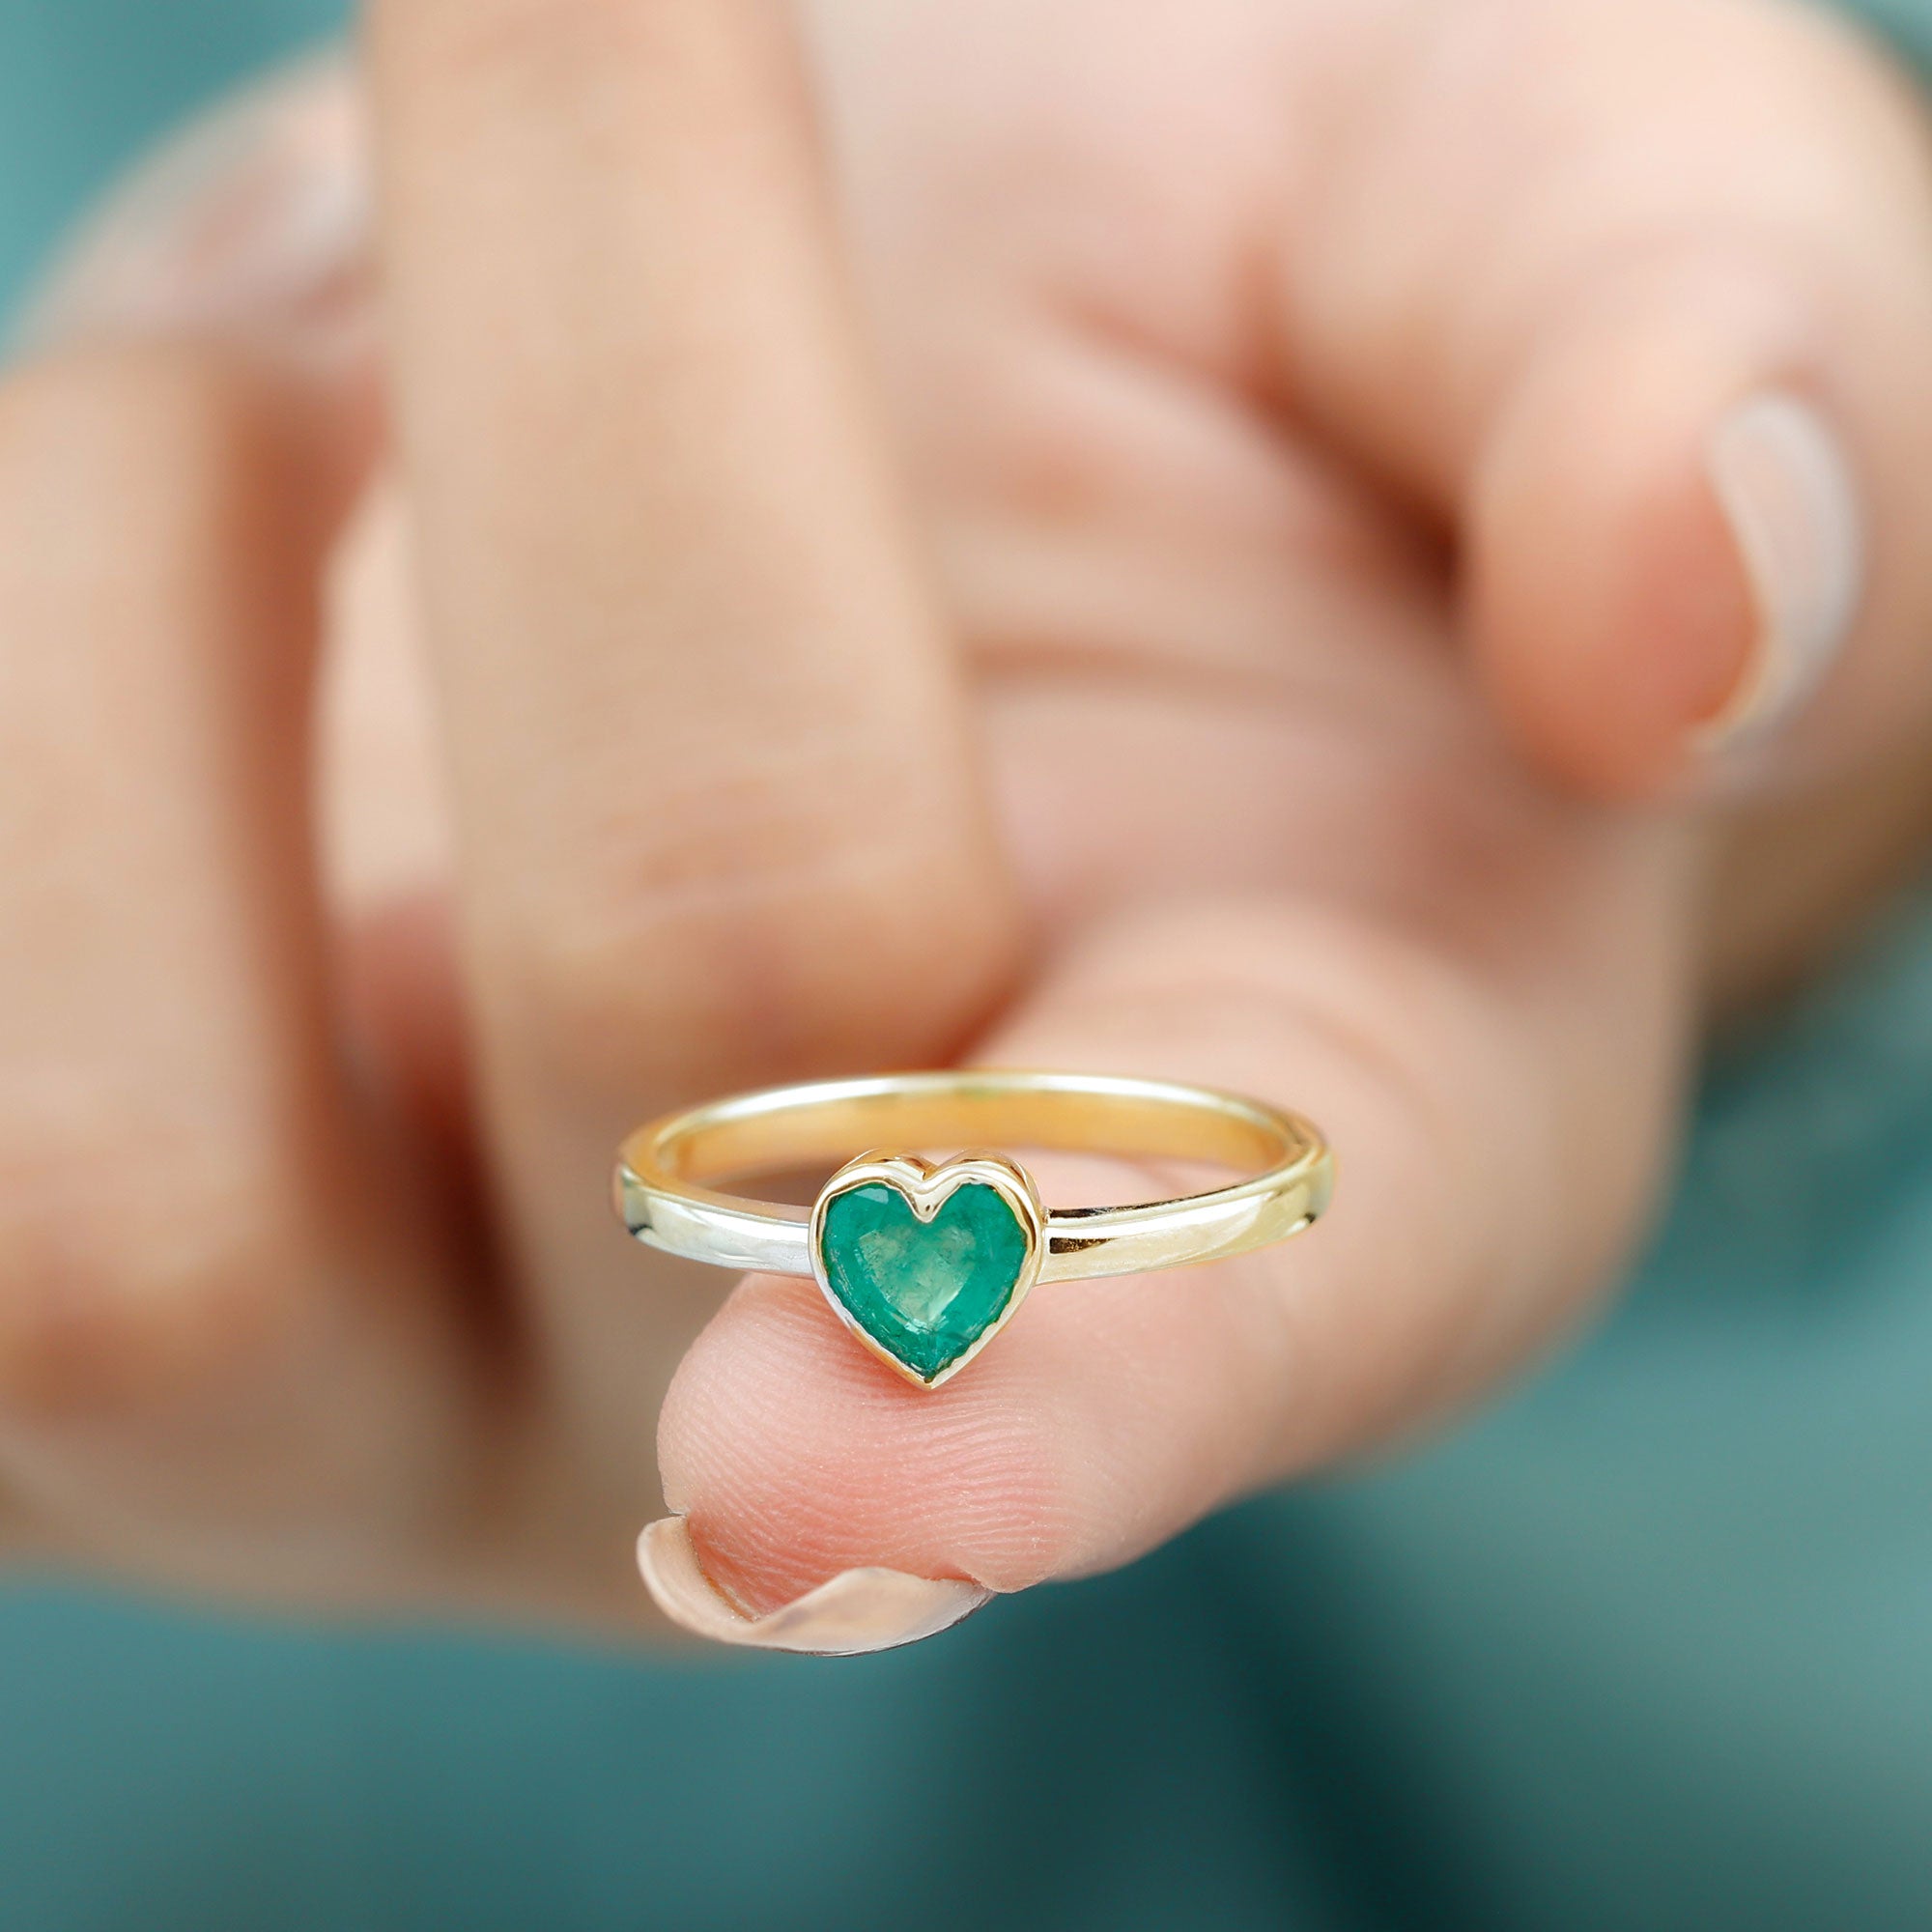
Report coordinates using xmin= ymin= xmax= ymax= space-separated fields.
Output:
xmin=807 ymin=1149 xmax=1046 ymax=1391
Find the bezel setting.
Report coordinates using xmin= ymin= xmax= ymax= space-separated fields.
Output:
xmin=808 ymin=1149 xmax=1046 ymax=1390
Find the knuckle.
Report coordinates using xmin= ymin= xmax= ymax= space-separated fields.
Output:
xmin=0 ymin=1117 xmax=305 ymax=1423
xmin=504 ymin=797 xmax=848 ymax=1025
xmin=491 ymin=784 xmax=1009 ymax=1090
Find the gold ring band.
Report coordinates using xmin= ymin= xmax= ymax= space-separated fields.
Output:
xmin=615 ymin=1070 xmax=1333 ymax=1388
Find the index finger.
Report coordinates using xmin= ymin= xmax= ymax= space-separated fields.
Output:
xmin=364 ymin=1 xmax=1020 ymax=1408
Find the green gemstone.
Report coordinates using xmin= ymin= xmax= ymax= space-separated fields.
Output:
xmin=817 ymin=1179 xmax=1029 ymax=1383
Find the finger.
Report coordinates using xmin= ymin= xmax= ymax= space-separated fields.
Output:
xmin=1269 ymin=0 xmax=1932 ymax=796
xmin=651 ymin=836 xmax=1694 ymax=1642
xmin=0 ymin=332 xmax=459 ymax=1598
xmin=16 ymin=51 xmax=375 ymax=389
xmin=366 ymin=0 xmax=1019 ymax=1446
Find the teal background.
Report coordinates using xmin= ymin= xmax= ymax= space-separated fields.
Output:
xmin=4 ymin=6 xmax=1932 ymax=1927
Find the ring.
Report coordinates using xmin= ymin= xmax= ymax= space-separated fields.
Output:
xmin=614 ymin=1070 xmax=1333 ymax=1390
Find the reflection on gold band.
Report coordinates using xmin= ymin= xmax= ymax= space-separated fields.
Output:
xmin=615 ymin=1069 xmax=1332 ymax=1287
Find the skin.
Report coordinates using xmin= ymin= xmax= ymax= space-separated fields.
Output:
xmin=4 ymin=0 xmax=1932 ymax=1631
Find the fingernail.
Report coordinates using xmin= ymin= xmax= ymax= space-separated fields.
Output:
xmin=637 ymin=1517 xmax=992 ymax=1657
xmin=14 ymin=55 xmax=368 ymax=357
xmin=1695 ymin=391 xmax=1864 ymax=760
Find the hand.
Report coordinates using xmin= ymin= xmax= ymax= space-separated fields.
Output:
xmin=5 ymin=0 xmax=1932 ymax=1639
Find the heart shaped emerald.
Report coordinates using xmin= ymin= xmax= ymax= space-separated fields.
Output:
xmin=816 ymin=1176 xmax=1031 ymax=1385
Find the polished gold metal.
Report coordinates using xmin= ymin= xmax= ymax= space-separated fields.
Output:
xmin=615 ymin=1070 xmax=1333 ymax=1384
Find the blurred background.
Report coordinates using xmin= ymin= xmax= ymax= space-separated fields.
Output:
xmin=3 ymin=4 xmax=1932 ymax=1928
